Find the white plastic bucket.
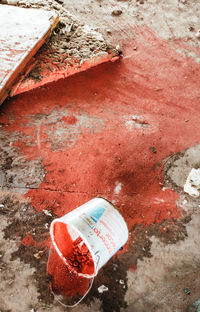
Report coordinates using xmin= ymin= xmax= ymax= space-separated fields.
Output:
xmin=50 ymin=197 xmax=128 ymax=278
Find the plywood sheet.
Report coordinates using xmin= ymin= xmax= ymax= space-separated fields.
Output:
xmin=0 ymin=5 xmax=59 ymax=105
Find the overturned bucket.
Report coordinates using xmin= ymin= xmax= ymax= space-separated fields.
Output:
xmin=50 ymin=197 xmax=128 ymax=278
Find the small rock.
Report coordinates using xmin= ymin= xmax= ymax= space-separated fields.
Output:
xmin=116 ymin=44 xmax=121 ymax=51
xmin=98 ymin=285 xmax=109 ymax=293
xmin=34 ymin=251 xmax=44 ymax=259
xmin=184 ymin=288 xmax=190 ymax=295
xmin=133 ymin=46 xmax=137 ymax=50
xmin=0 ymin=204 xmax=4 ymax=208
xmin=150 ymin=146 xmax=157 ymax=154
xmin=112 ymin=9 xmax=123 ymax=16
xmin=189 ymin=26 xmax=194 ymax=32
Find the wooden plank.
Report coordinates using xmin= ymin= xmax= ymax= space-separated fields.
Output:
xmin=0 ymin=5 xmax=59 ymax=105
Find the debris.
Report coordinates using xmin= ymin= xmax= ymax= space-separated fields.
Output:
xmin=0 ymin=204 xmax=4 ymax=208
xmin=0 ymin=5 xmax=59 ymax=105
xmin=98 ymin=285 xmax=109 ymax=293
xmin=9 ymin=0 xmax=120 ymax=97
xmin=150 ymin=146 xmax=157 ymax=154
xmin=34 ymin=251 xmax=44 ymax=259
xmin=189 ymin=26 xmax=194 ymax=31
xmin=119 ymin=279 xmax=125 ymax=285
xmin=112 ymin=9 xmax=123 ymax=16
xmin=184 ymin=288 xmax=190 ymax=295
xmin=43 ymin=209 xmax=52 ymax=216
xmin=184 ymin=168 xmax=200 ymax=197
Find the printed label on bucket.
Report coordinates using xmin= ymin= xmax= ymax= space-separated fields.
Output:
xmin=80 ymin=206 xmax=105 ymax=228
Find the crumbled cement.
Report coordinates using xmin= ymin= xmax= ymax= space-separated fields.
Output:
xmin=2 ymin=0 xmax=118 ymax=83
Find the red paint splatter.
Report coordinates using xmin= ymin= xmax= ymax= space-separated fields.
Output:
xmin=47 ymin=247 xmax=91 ymax=297
xmin=22 ymin=233 xmax=36 ymax=246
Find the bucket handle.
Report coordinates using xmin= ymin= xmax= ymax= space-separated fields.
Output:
xmin=49 ymin=253 xmax=100 ymax=308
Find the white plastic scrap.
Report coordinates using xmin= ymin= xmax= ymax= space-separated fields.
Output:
xmin=184 ymin=168 xmax=200 ymax=197
xmin=43 ymin=209 xmax=52 ymax=216
xmin=98 ymin=285 xmax=108 ymax=294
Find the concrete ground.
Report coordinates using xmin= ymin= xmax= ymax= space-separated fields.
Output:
xmin=0 ymin=0 xmax=200 ymax=311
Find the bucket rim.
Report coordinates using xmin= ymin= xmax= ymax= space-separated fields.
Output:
xmin=50 ymin=219 xmax=98 ymax=279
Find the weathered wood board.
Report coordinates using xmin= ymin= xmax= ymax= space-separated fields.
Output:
xmin=0 ymin=5 xmax=59 ymax=105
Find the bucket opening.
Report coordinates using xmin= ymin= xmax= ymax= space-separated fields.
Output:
xmin=51 ymin=221 xmax=95 ymax=278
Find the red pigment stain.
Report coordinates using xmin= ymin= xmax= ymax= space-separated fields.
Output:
xmin=129 ymin=265 xmax=137 ymax=272
xmin=61 ymin=115 xmax=77 ymax=124
xmin=1 ymin=26 xmax=200 ymax=297
xmin=22 ymin=233 xmax=51 ymax=249
xmin=22 ymin=233 xmax=36 ymax=246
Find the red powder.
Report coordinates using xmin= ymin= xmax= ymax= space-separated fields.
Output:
xmin=47 ymin=247 xmax=91 ymax=297
xmin=53 ymin=222 xmax=94 ymax=276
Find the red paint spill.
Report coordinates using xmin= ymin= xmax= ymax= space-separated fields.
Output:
xmin=48 ymin=247 xmax=91 ymax=297
xmin=47 ymin=222 xmax=94 ymax=297
xmin=1 ymin=26 xmax=200 ymax=297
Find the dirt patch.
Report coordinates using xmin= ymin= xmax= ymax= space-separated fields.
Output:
xmin=0 ymin=129 xmax=45 ymax=189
